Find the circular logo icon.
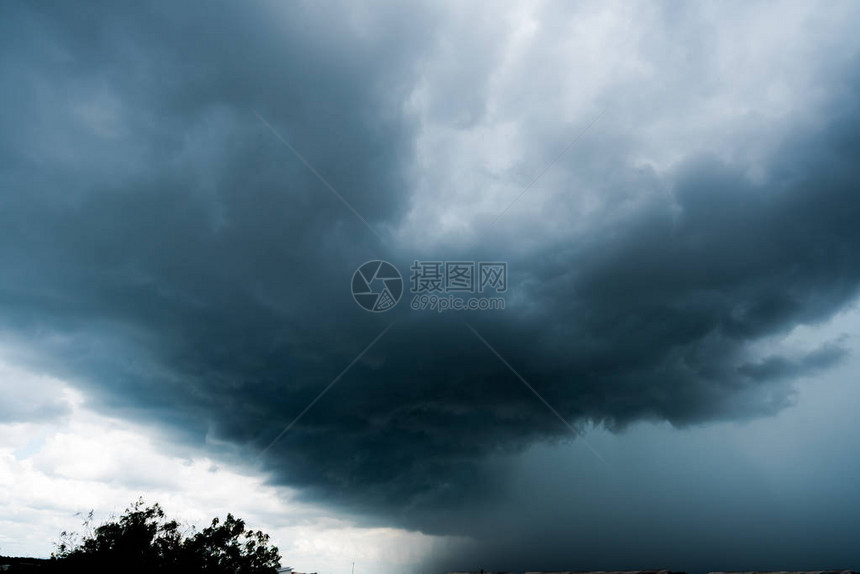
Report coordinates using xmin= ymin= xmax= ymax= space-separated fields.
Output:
xmin=351 ymin=260 xmax=403 ymax=312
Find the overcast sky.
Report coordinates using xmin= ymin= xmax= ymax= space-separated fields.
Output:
xmin=2 ymin=1 xmax=860 ymax=573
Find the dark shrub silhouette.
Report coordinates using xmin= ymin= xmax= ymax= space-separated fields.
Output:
xmin=50 ymin=498 xmax=281 ymax=573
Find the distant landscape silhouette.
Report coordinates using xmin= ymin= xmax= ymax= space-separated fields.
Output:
xmin=1 ymin=498 xmax=281 ymax=573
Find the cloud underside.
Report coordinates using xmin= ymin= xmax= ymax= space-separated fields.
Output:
xmin=2 ymin=0 xmax=860 ymax=533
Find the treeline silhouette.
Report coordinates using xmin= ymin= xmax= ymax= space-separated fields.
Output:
xmin=2 ymin=498 xmax=281 ymax=573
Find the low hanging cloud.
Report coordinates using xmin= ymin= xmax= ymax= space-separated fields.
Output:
xmin=2 ymin=0 xmax=860 ymax=539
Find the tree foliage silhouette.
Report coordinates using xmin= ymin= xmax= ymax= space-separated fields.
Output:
xmin=51 ymin=499 xmax=281 ymax=573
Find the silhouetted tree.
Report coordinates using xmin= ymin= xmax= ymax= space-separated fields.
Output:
xmin=50 ymin=498 xmax=281 ymax=574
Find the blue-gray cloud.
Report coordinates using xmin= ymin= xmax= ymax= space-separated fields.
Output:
xmin=2 ymin=0 xmax=860 ymax=559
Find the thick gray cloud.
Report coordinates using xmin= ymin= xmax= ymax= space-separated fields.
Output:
xmin=3 ymin=0 xmax=860 ymax=564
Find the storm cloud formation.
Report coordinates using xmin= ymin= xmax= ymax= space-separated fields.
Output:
xmin=2 ymin=0 xmax=860 ymax=543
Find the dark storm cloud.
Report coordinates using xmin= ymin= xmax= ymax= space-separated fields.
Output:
xmin=737 ymin=343 xmax=847 ymax=383
xmin=2 ymin=0 xmax=860 ymax=540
